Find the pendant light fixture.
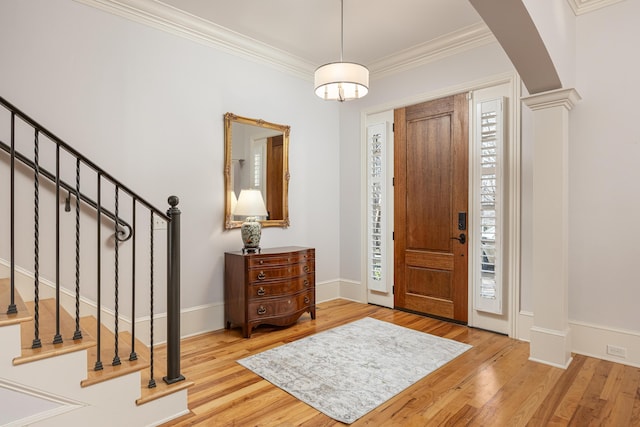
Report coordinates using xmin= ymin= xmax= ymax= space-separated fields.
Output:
xmin=314 ymin=0 xmax=369 ymax=101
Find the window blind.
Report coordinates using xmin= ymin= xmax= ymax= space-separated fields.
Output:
xmin=475 ymin=99 xmax=503 ymax=314
xmin=367 ymin=123 xmax=388 ymax=292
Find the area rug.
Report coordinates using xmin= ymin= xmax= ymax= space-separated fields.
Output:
xmin=237 ymin=317 xmax=471 ymax=424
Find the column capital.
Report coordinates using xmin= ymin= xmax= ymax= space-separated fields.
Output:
xmin=522 ymin=88 xmax=581 ymax=111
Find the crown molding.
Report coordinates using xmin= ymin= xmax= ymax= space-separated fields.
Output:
xmin=75 ymin=0 xmax=500 ymax=82
xmin=73 ymin=0 xmax=317 ymax=80
xmin=368 ymin=23 xmax=496 ymax=80
xmin=566 ymin=0 xmax=626 ymax=15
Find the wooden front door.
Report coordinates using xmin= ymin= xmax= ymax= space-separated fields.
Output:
xmin=394 ymin=93 xmax=469 ymax=323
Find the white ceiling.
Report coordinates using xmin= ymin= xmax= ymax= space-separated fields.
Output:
xmin=81 ymin=0 xmax=612 ymax=80
xmin=157 ymin=0 xmax=484 ymax=68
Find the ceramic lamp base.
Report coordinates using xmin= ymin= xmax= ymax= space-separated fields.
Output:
xmin=241 ymin=217 xmax=262 ymax=252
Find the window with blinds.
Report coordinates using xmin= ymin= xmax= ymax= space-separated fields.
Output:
xmin=250 ymin=139 xmax=266 ymax=192
xmin=475 ymin=98 xmax=503 ymax=314
xmin=253 ymin=151 xmax=262 ymax=187
xmin=367 ymin=123 xmax=388 ymax=292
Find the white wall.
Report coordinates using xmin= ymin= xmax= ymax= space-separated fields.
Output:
xmin=569 ymin=0 xmax=640 ymax=331
xmin=0 ymin=0 xmax=341 ymax=332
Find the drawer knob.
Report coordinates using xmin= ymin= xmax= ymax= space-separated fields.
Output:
xmin=303 ymin=265 xmax=310 ymax=273
xmin=304 ymin=279 xmax=309 ymax=287
xmin=257 ymin=287 xmax=265 ymax=296
xmin=257 ymin=306 xmax=267 ymax=315
xmin=257 ymin=271 xmax=266 ymax=280
xmin=304 ymin=296 xmax=310 ymax=304
xmin=259 ymin=260 xmax=264 ymax=265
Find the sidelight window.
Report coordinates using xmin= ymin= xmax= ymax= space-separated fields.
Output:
xmin=474 ymin=99 xmax=503 ymax=314
xmin=367 ymin=123 xmax=388 ymax=292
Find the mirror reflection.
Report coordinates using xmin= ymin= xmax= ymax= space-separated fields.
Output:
xmin=224 ymin=113 xmax=290 ymax=229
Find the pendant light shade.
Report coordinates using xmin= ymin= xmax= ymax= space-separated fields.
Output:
xmin=314 ymin=0 xmax=369 ymax=101
xmin=314 ymin=62 xmax=369 ymax=101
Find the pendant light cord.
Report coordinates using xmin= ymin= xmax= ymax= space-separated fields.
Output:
xmin=340 ymin=0 xmax=344 ymax=62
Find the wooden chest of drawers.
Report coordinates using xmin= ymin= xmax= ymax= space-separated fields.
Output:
xmin=224 ymin=246 xmax=315 ymax=338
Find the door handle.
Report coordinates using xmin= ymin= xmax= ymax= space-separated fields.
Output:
xmin=451 ymin=233 xmax=466 ymax=244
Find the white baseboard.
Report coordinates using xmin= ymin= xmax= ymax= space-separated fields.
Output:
xmin=316 ymin=279 xmax=341 ymax=303
xmin=517 ymin=311 xmax=534 ymax=342
xmin=338 ymin=279 xmax=366 ymax=303
xmin=570 ymin=320 xmax=640 ymax=368
xmin=135 ymin=301 xmax=225 ymax=345
xmin=519 ymin=310 xmax=640 ymax=367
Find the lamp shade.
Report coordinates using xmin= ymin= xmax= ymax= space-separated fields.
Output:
xmin=234 ymin=189 xmax=267 ymax=217
xmin=314 ymin=62 xmax=369 ymax=101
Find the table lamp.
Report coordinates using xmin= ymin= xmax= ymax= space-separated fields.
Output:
xmin=233 ymin=189 xmax=267 ymax=253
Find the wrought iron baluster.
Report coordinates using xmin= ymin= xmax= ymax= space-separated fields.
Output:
xmin=0 ymin=97 xmax=184 ymax=383
xmin=112 ymin=185 xmax=121 ymax=366
xmin=7 ymin=112 xmax=17 ymax=315
xmin=148 ymin=211 xmax=156 ymax=389
xmin=0 ymin=140 xmax=133 ymax=242
xmin=129 ymin=198 xmax=138 ymax=361
xmin=73 ymin=158 xmax=82 ymax=340
xmin=94 ymin=173 xmax=103 ymax=371
xmin=32 ymin=130 xmax=41 ymax=349
xmin=53 ymin=145 xmax=62 ymax=345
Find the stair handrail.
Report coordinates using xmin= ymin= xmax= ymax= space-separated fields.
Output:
xmin=0 ymin=140 xmax=133 ymax=239
xmin=1 ymin=95 xmax=184 ymax=386
xmin=0 ymin=96 xmax=169 ymax=222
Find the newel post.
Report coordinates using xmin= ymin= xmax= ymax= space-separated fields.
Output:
xmin=164 ymin=195 xmax=185 ymax=384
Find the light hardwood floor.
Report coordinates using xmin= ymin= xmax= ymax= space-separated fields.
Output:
xmin=160 ymin=299 xmax=640 ymax=426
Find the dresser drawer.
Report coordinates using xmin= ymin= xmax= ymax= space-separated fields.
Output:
xmin=248 ymin=275 xmax=314 ymax=299
xmin=225 ymin=246 xmax=316 ymax=338
xmin=248 ymin=250 xmax=314 ymax=268
xmin=248 ymin=291 xmax=313 ymax=320
xmin=248 ymin=262 xmax=314 ymax=282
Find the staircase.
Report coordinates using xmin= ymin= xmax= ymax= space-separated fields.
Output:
xmin=0 ymin=96 xmax=193 ymax=426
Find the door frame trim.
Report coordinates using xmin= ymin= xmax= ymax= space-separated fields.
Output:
xmin=360 ymin=72 xmax=522 ymax=338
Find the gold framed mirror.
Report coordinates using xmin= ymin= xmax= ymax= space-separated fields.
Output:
xmin=224 ymin=112 xmax=290 ymax=229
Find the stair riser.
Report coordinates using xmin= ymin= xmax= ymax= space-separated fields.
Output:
xmin=2 ymin=350 xmax=88 ymax=397
xmin=0 ymin=324 xmax=22 ymax=362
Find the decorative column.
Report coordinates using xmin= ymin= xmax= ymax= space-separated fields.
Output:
xmin=522 ymin=88 xmax=580 ymax=369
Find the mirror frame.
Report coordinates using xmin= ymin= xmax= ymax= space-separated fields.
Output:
xmin=224 ymin=112 xmax=290 ymax=229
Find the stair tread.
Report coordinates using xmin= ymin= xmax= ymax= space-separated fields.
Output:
xmin=80 ymin=316 xmax=150 ymax=387
xmin=137 ymin=377 xmax=194 ymax=405
xmin=14 ymin=298 xmax=95 ymax=365
xmin=133 ymin=342 xmax=195 ymax=405
xmin=0 ymin=278 xmax=32 ymax=326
